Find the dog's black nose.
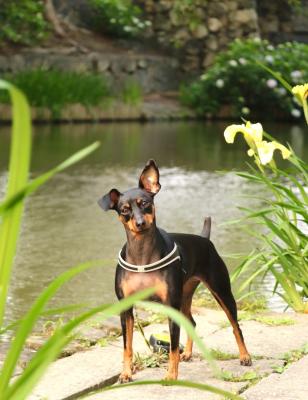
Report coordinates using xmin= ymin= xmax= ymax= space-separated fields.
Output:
xmin=136 ymin=220 xmax=146 ymax=228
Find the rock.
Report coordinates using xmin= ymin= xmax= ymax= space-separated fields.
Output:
xmin=124 ymin=60 xmax=137 ymax=73
xmin=97 ymin=59 xmax=110 ymax=72
xmin=227 ymin=1 xmax=238 ymax=11
xmin=137 ymin=59 xmax=148 ymax=69
xmin=208 ymin=2 xmax=228 ymax=17
xmin=174 ymin=28 xmax=190 ymax=44
xmin=233 ymin=9 xmax=258 ymax=25
xmin=191 ymin=25 xmax=209 ymax=39
xmin=208 ymin=18 xmax=223 ymax=32
xmin=202 ymin=52 xmax=215 ymax=68
xmin=207 ymin=36 xmax=219 ymax=51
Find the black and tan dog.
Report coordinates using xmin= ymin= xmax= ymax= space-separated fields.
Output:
xmin=98 ymin=160 xmax=251 ymax=383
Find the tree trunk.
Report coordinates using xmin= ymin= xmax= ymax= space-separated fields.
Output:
xmin=43 ymin=0 xmax=66 ymax=37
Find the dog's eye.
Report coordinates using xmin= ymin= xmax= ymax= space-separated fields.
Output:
xmin=141 ymin=200 xmax=149 ymax=207
xmin=121 ymin=207 xmax=130 ymax=215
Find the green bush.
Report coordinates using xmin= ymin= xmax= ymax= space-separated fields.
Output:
xmin=0 ymin=69 xmax=111 ymax=118
xmin=89 ymin=0 xmax=150 ymax=37
xmin=0 ymin=0 xmax=48 ymax=45
xmin=181 ymin=39 xmax=308 ymax=120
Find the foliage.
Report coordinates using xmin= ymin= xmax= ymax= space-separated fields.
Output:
xmin=0 ymin=0 xmax=48 ymax=45
xmin=88 ymin=0 xmax=150 ymax=37
xmin=227 ymin=82 xmax=308 ymax=313
xmin=181 ymin=38 xmax=308 ymax=120
xmin=121 ymin=79 xmax=143 ymax=105
xmin=171 ymin=0 xmax=203 ymax=31
xmin=0 ymin=80 xmax=242 ymax=400
xmin=0 ymin=69 xmax=112 ymax=119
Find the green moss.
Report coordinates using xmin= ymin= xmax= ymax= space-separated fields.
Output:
xmin=210 ymin=348 xmax=238 ymax=361
xmin=239 ymin=313 xmax=295 ymax=326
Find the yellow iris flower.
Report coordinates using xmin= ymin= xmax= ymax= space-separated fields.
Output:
xmin=224 ymin=121 xmax=291 ymax=165
xmin=247 ymin=141 xmax=291 ymax=165
xmin=292 ymin=83 xmax=308 ymax=125
xmin=224 ymin=121 xmax=263 ymax=148
xmin=292 ymin=83 xmax=308 ymax=103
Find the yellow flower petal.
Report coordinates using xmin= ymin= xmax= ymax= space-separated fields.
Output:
xmin=292 ymin=83 xmax=308 ymax=102
xmin=224 ymin=121 xmax=263 ymax=146
xmin=257 ymin=141 xmax=274 ymax=165
xmin=223 ymin=124 xmax=241 ymax=143
xmin=256 ymin=140 xmax=291 ymax=165
xmin=245 ymin=122 xmax=263 ymax=142
xmin=272 ymin=141 xmax=291 ymax=159
xmin=247 ymin=149 xmax=255 ymax=157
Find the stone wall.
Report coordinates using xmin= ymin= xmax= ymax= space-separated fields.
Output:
xmin=54 ymin=0 xmax=308 ymax=74
xmin=138 ymin=0 xmax=259 ymax=71
xmin=257 ymin=0 xmax=308 ymax=43
xmin=0 ymin=49 xmax=183 ymax=94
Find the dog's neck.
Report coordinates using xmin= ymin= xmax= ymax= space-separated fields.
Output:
xmin=124 ymin=223 xmax=164 ymax=266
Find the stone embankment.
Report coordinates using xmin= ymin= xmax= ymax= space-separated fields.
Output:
xmin=27 ymin=307 xmax=308 ymax=400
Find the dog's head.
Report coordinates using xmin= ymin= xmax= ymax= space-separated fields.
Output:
xmin=98 ymin=159 xmax=161 ymax=234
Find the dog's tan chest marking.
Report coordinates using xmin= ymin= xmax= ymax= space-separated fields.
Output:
xmin=121 ymin=272 xmax=168 ymax=302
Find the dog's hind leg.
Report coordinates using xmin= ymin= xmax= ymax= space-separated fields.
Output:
xmin=119 ymin=308 xmax=134 ymax=383
xmin=201 ymin=245 xmax=252 ymax=366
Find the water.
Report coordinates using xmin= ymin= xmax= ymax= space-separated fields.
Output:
xmin=0 ymin=121 xmax=307 ymax=322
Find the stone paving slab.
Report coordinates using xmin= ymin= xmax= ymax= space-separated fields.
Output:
xmin=29 ymin=344 xmax=123 ymax=400
xmin=28 ymin=309 xmax=308 ymax=399
xmin=84 ymin=358 xmax=284 ymax=400
xmin=243 ymin=355 xmax=308 ymax=400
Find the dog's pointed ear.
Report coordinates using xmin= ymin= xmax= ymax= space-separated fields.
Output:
xmin=98 ymin=188 xmax=121 ymax=211
xmin=139 ymin=159 xmax=161 ymax=196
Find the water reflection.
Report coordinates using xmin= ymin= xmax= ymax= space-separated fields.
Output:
xmin=0 ymin=121 xmax=307 ymax=321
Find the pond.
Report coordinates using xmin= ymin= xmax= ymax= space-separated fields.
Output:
xmin=0 ymin=121 xmax=307 ymax=322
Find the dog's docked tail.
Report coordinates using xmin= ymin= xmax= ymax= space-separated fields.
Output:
xmin=201 ymin=216 xmax=211 ymax=239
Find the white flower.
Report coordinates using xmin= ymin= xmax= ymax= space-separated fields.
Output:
xmin=239 ymin=58 xmax=247 ymax=65
xmin=215 ymin=79 xmax=224 ymax=88
xmin=267 ymin=45 xmax=274 ymax=51
xmin=229 ymin=60 xmax=238 ymax=67
xmin=291 ymin=70 xmax=302 ymax=79
xmin=267 ymin=79 xmax=278 ymax=89
xmin=291 ymin=109 xmax=301 ymax=118
xmin=253 ymin=37 xmax=261 ymax=43
xmin=241 ymin=107 xmax=250 ymax=115
xmin=277 ymin=87 xmax=287 ymax=96
xmin=201 ymin=74 xmax=208 ymax=81
xmin=265 ymin=55 xmax=274 ymax=64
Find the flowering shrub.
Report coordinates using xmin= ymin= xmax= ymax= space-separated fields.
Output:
xmin=89 ymin=0 xmax=151 ymax=37
xmin=181 ymin=39 xmax=308 ymax=120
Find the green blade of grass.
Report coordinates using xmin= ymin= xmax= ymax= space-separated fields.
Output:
xmin=138 ymin=301 xmax=220 ymax=377
xmin=98 ymin=379 xmax=244 ymax=400
xmin=6 ymin=289 xmax=156 ymax=400
xmin=0 ymin=80 xmax=31 ymax=327
xmin=0 ymin=303 xmax=89 ymax=335
xmin=0 ymin=260 xmax=111 ymax=392
xmin=256 ymin=61 xmax=293 ymax=93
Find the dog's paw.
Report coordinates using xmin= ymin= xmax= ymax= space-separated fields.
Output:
xmin=118 ymin=372 xmax=133 ymax=384
xmin=180 ymin=352 xmax=192 ymax=362
xmin=240 ymin=354 xmax=252 ymax=366
xmin=164 ymin=372 xmax=178 ymax=381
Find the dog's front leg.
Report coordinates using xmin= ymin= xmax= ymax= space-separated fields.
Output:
xmin=165 ymin=318 xmax=180 ymax=380
xmin=119 ymin=308 xmax=134 ymax=383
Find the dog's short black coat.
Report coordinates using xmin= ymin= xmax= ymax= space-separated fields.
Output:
xmin=99 ymin=159 xmax=251 ymax=383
